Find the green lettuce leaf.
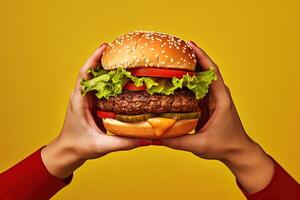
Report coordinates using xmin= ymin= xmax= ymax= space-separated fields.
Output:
xmin=174 ymin=68 xmax=217 ymax=99
xmin=80 ymin=67 xmax=216 ymax=100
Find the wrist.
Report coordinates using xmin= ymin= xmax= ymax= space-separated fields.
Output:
xmin=41 ymin=136 xmax=86 ymax=180
xmin=222 ymin=139 xmax=274 ymax=193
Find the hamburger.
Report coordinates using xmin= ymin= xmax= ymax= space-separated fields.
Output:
xmin=81 ymin=31 xmax=216 ymax=138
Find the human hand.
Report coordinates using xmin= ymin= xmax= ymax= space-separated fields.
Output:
xmin=41 ymin=44 xmax=152 ymax=180
xmin=161 ymin=41 xmax=274 ymax=193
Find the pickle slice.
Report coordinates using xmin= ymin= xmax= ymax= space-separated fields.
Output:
xmin=116 ymin=113 xmax=156 ymax=123
xmin=159 ymin=112 xmax=201 ymax=120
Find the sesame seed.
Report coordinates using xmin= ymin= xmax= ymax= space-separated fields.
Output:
xmin=145 ymin=43 xmax=148 ymax=46
xmin=151 ymin=48 xmax=155 ymax=51
xmin=155 ymin=54 xmax=159 ymax=57
xmin=161 ymin=61 xmax=166 ymax=65
xmin=169 ymin=45 xmax=172 ymax=48
xmin=170 ymin=58 xmax=174 ymax=63
xmin=161 ymin=50 xmax=166 ymax=53
xmin=165 ymin=55 xmax=169 ymax=58
xmin=177 ymin=61 xmax=180 ymax=64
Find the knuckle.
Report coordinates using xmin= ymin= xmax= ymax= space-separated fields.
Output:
xmin=197 ymin=136 xmax=208 ymax=152
xmin=212 ymin=63 xmax=219 ymax=71
xmin=222 ymin=97 xmax=233 ymax=109
xmin=79 ymin=68 xmax=87 ymax=78
xmin=68 ymin=92 xmax=76 ymax=111
xmin=93 ymin=138 xmax=107 ymax=155
xmin=79 ymin=67 xmax=86 ymax=74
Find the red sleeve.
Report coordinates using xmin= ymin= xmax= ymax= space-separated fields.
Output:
xmin=237 ymin=158 xmax=300 ymax=200
xmin=0 ymin=148 xmax=72 ymax=200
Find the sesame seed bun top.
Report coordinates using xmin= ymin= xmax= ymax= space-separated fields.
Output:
xmin=101 ymin=31 xmax=197 ymax=71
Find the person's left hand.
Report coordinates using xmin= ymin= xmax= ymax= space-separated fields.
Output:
xmin=41 ymin=44 xmax=152 ymax=180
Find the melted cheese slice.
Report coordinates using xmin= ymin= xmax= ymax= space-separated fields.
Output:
xmin=147 ymin=117 xmax=176 ymax=137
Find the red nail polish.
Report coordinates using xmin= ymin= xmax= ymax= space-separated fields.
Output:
xmin=138 ymin=140 xmax=152 ymax=147
xmin=152 ymin=139 xmax=162 ymax=146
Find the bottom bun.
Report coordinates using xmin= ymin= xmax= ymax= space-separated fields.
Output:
xmin=102 ymin=117 xmax=198 ymax=138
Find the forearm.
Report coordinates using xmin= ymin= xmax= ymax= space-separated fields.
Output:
xmin=0 ymin=148 xmax=72 ymax=199
xmin=41 ymin=136 xmax=86 ymax=180
xmin=222 ymin=140 xmax=274 ymax=193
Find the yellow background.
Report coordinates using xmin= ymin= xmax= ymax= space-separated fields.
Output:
xmin=1 ymin=0 xmax=299 ymax=199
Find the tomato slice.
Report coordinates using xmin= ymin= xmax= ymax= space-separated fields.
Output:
xmin=129 ymin=67 xmax=195 ymax=78
xmin=123 ymin=82 xmax=146 ymax=91
xmin=97 ymin=111 xmax=116 ymax=119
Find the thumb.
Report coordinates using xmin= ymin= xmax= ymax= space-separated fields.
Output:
xmin=98 ymin=135 xmax=151 ymax=153
xmin=162 ymin=133 xmax=206 ymax=153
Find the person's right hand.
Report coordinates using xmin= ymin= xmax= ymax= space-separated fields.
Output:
xmin=161 ymin=41 xmax=274 ymax=194
xmin=41 ymin=44 xmax=152 ymax=180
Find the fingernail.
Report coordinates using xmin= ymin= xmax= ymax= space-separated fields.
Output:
xmin=188 ymin=41 xmax=196 ymax=47
xmin=98 ymin=43 xmax=108 ymax=48
xmin=138 ymin=140 xmax=152 ymax=147
xmin=152 ymin=139 xmax=163 ymax=146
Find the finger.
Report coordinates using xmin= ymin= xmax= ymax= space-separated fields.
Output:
xmin=69 ymin=44 xmax=107 ymax=116
xmin=92 ymin=105 xmax=106 ymax=132
xmin=81 ymin=43 xmax=108 ymax=80
xmin=196 ymin=95 xmax=210 ymax=132
xmin=188 ymin=41 xmax=227 ymax=98
xmin=225 ymin=85 xmax=232 ymax=98
xmin=74 ymin=43 xmax=108 ymax=93
xmin=188 ymin=41 xmax=216 ymax=71
xmin=161 ymin=133 xmax=206 ymax=153
xmin=99 ymin=135 xmax=152 ymax=153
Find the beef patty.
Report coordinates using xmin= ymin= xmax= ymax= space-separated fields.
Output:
xmin=97 ymin=89 xmax=200 ymax=114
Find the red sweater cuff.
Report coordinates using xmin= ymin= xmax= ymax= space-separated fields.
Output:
xmin=237 ymin=157 xmax=300 ymax=200
xmin=0 ymin=147 xmax=72 ymax=200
